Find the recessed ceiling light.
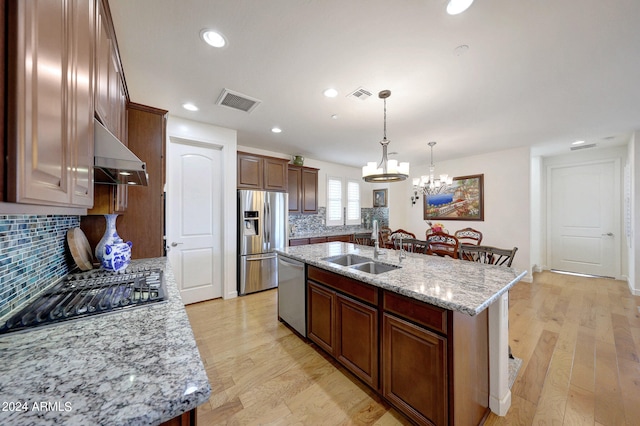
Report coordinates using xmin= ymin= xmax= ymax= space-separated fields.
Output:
xmin=323 ymin=88 xmax=338 ymax=98
xmin=331 ymin=114 xmax=338 ymax=119
xmin=182 ymin=103 xmax=199 ymax=111
xmin=572 ymin=140 xmax=585 ymax=145
xmin=271 ymin=127 xmax=282 ymax=133
xmin=200 ymin=29 xmax=226 ymax=48
xmin=446 ymin=0 xmax=474 ymax=15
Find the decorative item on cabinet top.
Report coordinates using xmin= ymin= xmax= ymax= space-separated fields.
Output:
xmin=292 ymin=155 xmax=304 ymax=166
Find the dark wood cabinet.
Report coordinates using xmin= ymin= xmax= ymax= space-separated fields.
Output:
xmin=5 ymin=0 xmax=94 ymax=207
xmin=382 ymin=313 xmax=447 ymax=425
xmin=82 ymin=103 xmax=167 ymax=259
xmin=307 ymin=281 xmax=336 ymax=355
xmin=289 ymin=234 xmax=353 ymax=246
xmin=304 ymin=266 xmax=489 ymax=426
xmin=327 ymin=234 xmax=352 ymax=243
xmin=237 ymin=152 xmax=288 ymax=191
xmin=307 ymin=266 xmax=380 ymax=389
xmin=288 ymin=165 xmax=318 ymax=213
xmin=116 ymin=103 xmax=167 ymax=259
xmin=336 ymin=293 xmax=379 ymax=388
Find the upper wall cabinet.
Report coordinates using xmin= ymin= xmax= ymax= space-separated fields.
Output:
xmin=5 ymin=0 xmax=95 ymax=207
xmin=237 ymin=152 xmax=288 ymax=192
xmin=95 ymin=0 xmax=127 ymax=141
xmin=288 ymin=165 xmax=318 ymax=214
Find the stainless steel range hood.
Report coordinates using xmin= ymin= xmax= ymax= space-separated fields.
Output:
xmin=94 ymin=118 xmax=148 ymax=186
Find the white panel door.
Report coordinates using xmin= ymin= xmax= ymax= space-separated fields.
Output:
xmin=167 ymin=140 xmax=223 ymax=304
xmin=548 ymin=160 xmax=619 ymax=277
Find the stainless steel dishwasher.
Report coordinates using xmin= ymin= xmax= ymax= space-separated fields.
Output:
xmin=277 ymin=255 xmax=306 ymax=336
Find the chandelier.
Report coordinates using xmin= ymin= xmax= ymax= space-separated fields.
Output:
xmin=410 ymin=141 xmax=452 ymax=204
xmin=362 ymin=90 xmax=409 ymax=183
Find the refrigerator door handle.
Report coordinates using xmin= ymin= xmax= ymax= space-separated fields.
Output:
xmin=245 ymin=254 xmax=277 ymax=262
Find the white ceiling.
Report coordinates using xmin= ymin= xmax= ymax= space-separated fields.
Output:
xmin=109 ymin=0 xmax=640 ymax=168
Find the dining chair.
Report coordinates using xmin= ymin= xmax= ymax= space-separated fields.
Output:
xmin=454 ymin=227 xmax=483 ymax=245
xmin=392 ymin=238 xmax=428 ymax=254
xmin=389 ymin=229 xmax=417 ymax=250
xmin=378 ymin=226 xmax=393 ymax=248
xmin=458 ymin=245 xmax=518 ymax=267
xmin=426 ymin=232 xmax=460 ymax=259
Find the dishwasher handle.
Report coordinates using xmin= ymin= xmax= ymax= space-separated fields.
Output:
xmin=278 ymin=256 xmax=304 ymax=268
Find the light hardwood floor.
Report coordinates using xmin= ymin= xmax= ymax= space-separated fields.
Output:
xmin=185 ymin=271 xmax=640 ymax=425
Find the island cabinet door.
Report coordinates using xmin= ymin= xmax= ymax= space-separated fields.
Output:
xmin=336 ymin=293 xmax=379 ymax=389
xmin=307 ymin=281 xmax=336 ymax=355
xmin=382 ymin=313 xmax=448 ymax=426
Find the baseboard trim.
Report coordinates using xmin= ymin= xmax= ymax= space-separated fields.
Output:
xmin=489 ymin=389 xmax=511 ymax=416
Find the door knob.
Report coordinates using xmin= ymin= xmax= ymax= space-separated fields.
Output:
xmin=171 ymin=242 xmax=183 ymax=247
xmin=601 ymin=232 xmax=614 ymax=237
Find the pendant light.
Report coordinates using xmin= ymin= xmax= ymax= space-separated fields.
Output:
xmin=412 ymin=141 xmax=452 ymax=196
xmin=362 ymin=90 xmax=410 ymax=183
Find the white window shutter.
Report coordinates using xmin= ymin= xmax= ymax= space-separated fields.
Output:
xmin=326 ymin=177 xmax=343 ymax=226
xmin=346 ymin=180 xmax=361 ymax=225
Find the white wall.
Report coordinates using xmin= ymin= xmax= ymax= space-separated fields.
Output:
xmin=541 ymin=145 xmax=629 ymax=282
xmin=390 ymin=146 xmax=532 ymax=280
xmin=530 ymin=156 xmax=543 ymax=272
xmin=166 ymin=116 xmax=238 ymax=299
xmin=628 ymin=133 xmax=639 ymax=294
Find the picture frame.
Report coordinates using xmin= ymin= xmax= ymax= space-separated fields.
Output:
xmin=373 ymin=188 xmax=388 ymax=208
xmin=423 ymin=174 xmax=484 ymax=221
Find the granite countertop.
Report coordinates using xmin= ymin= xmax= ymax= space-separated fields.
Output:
xmin=290 ymin=228 xmax=372 ymax=239
xmin=275 ymin=242 xmax=527 ymax=316
xmin=0 ymin=258 xmax=211 ymax=426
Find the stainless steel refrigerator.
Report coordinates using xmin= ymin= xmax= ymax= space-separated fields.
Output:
xmin=238 ymin=190 xmax=288 ymax=295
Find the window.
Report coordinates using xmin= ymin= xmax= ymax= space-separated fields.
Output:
xmin=326 ymin=176 xmax=343 ymax=226
xmin=326 ymin=176 xmax=361 ymax=227
xmin=346 ymin=180 xmax=361 ymax=225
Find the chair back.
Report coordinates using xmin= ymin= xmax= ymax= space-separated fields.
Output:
xmin=459 ymin=245 xmax=518 ymax=267
xmin=454 ymin=227 xmax=483 ymax=245
xmin=426 ymin=232 xmax=460 ymax=259
xmin=389 ymin=229 xmax=417 ymax=250
xmin=393 ymin=238 xmax=428 ymax=254
xmin=378 ymin=226 xmax=392 ymax=247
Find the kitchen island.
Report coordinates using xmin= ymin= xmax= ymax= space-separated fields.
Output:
xmin=0 ymin=258 xmax=210 ymax=426
xmin=275 ymin=242 xmax=526 ymax=426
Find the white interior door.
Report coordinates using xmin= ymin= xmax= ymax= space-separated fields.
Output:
xmin=548 ymin=160 xmax=620 ymax=277
xmin=167 ymin=139 xmax=223 ymax=304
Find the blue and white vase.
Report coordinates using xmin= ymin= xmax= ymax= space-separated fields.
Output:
xmin=95 ymin=214 xmax=132 ymax=272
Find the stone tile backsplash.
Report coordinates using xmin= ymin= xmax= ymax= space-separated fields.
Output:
xmin=289 ymin=207 xmax=389 ymax=235
xmin=0 ymin=215 xmax=79 ymax=318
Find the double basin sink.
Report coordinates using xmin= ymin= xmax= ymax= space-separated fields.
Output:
xmin=322 ymin=254 xmax=400 ymax=275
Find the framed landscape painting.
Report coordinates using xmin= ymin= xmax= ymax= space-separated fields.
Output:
xmin=423 ymin=174 xmax=484 ymax=221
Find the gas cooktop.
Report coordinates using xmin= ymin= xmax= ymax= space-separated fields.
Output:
xmin=0 ymin=266 xmax=167 ymax=335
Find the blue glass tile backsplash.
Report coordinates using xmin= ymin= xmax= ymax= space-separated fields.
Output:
xmin=0 ymin=215 xmax=79 ymax=318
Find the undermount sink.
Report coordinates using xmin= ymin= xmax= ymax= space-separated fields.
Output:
xmin=349 ymin=261 xmax=400 ymax=275
xmin=322 ymin=254 xmax=372 ymax=266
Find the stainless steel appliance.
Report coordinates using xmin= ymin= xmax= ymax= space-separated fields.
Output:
xmin=0 ymin=266 xmax=167 ymax=335
xmin=277 ymin=255 xmax=306 ymax=336
xmin=238 ymin=190 xmax=288 ymax=295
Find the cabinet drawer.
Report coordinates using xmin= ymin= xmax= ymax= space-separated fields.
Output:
xmin=309 ymin=237 xmax=327 ymax=244
xmin=383 ymin=291 xmax=448 ymax=335
xmin=326 ymin=234 xmax=352 ymax=242
xmin=308 ymin=266 xmax=378 ymax=306
xmin=289 ymin=238 xmax=310 ymax=246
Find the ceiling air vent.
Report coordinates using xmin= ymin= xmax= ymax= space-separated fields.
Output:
xmin=347 ymin=87 xmax=373 ymax=100
xmin=216 ymin=89 xmax=262 ymax=113
xmin=570 ymin=143 xmax=596 ymax=151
